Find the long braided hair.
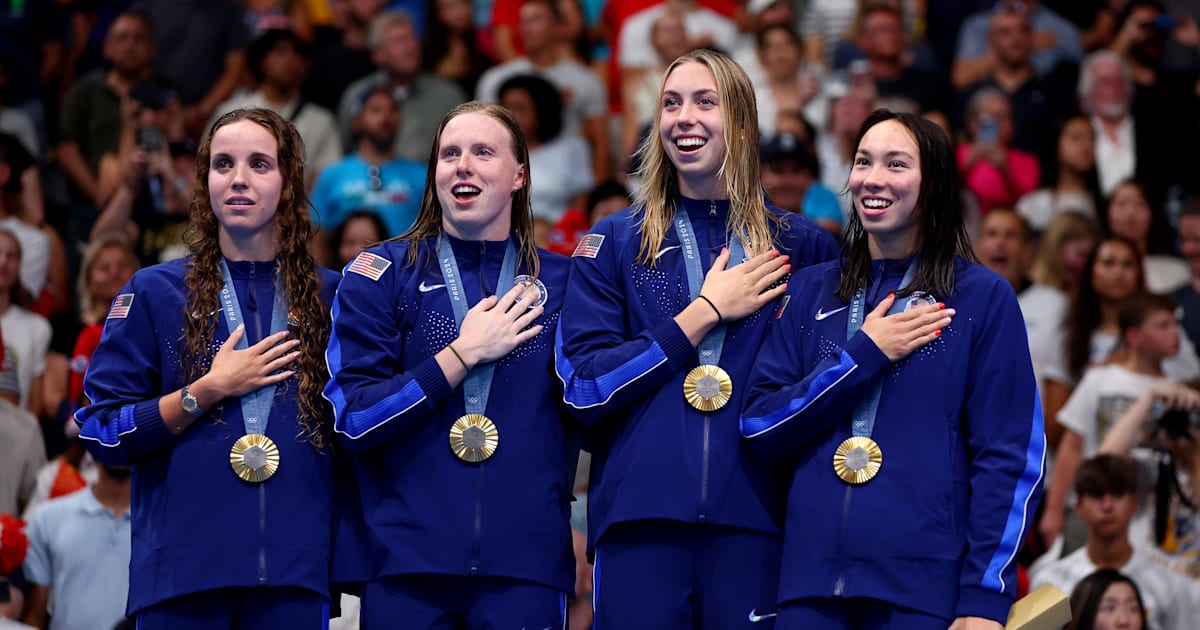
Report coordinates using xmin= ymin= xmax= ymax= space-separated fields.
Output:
xmin=180 ymin=107 xmax=331 ymax=449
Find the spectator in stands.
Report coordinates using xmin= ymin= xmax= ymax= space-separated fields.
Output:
xmin=619 ymin=0 xmax=738 ymax=73
xmin=800 ymin=0 xmax=918 ymax=69
xmin=90 ymin=84 xmax=194 ymax=266
xmin=853 ymin=2 xmax=952 ymax=115
xmin=1016 ymin=115 xmax=1103 ymax=234
xmin=976 ymin=208 xmax=1034 ymax=294
xmin=1102 ymin=179 xmax=1188 ymax=294
xmin=130 ymin=0 xmax=251 ymax=138
xmin=1066 ymin=569 xmax=1147 ymax=630
xmin=422 ymin=0 xmax=492 ymax=97
xmin=303 ymin=0 xmax=385 ymax=112
xmin=19 ymin=462 xmax=131 ymax=630
xmin=0 ymin=231 xmax=49 ymax=416
xmin=338 ymin=11 xmax=466 ymax=161
xmin=546 ymin=179 xmax=631 ymax=257
xmin=1032 ymin=454 xmax=1195 ymax=630
xmin=325 ymin=210 xmax=387 ymax=270
xmin=760 ymin=130 xmax=842 ymax=235
xmin=816 ymin=77 xmax=878 ymax=222
xmin=209 ymin=29 xmax=341 ymax=185
xmin=952 ymin=0 xmax=1082 ymax=89
xmin=313 ymin=85 xmax=426 ymax=244
xmin=753 ymin=25 xmax=823 ymax=138
xmin=499 ymin=74 xmax=593 ymax=227
xmin=0 ymin=135 xmax=64 ymax=318
xmin=58 ymin=11 xmax=157 ymax=210
xmin=478 ymin=0 xmax=610 ymax=182
xmin=956 ymin=87 xmax=1041 ymax=215
xmin=620 ymin=11 xmax=690 ymax=169
xmin=0 ymin=352 xmax=45 ymax=517
xmin=1174 ymin=200 xmax=1200 ymax=351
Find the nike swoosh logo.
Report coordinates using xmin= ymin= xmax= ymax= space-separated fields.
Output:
xmin=814 ymin=305 xmax=848 ymax=321
xmin=748 ymin=609 xmax=778 ymax=623
xmin=655 ymin=244 xmax=681 ymax=259
xmin=418 ymin=281 xmax=445 ymax=292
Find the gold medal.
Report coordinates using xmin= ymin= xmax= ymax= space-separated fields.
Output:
xmin=449 ymin=414 xmax=499 ymax=463
xmin=230 ymin=434 xmax=280 ymax=483
xmin=833 ymin=436 xmax=883 ymax=484
xmin=683 ymin=365 xmax=733 ymax=412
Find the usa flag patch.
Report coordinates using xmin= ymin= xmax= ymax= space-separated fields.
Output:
xmin=348 ymin=251 xmax=392 ymax=281
xmin=108 ymin=293 xmax=134 ymax=319
xmin=573 ymin=234 xmax=604 ymax=258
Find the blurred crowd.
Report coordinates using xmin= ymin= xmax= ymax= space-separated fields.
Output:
xmin=1 ymin=0 xmax=1200 ymax=628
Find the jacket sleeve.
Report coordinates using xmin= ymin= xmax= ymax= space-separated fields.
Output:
xmin=323 ymin=254 xmax=455 ymax=454
xmin=954 ymin=278 xmax=1046 ymax=623
xmin=74 ymin=273 xmax=177 ymax=466
xmin=553 ymin=220 xmax=700 ymax=426
xmin=740 ymin=287 xmax=892 ymax=463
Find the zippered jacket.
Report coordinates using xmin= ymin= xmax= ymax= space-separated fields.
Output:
xmin=554 ymin=197 xmax=838 ymax=549
xmin=741 ymin=257 xmax=1046 ymax=623
xmin=324 ymin=236 xmax=576 ymax=593
xmin=76 ymin=258 xmax=340 ymax=615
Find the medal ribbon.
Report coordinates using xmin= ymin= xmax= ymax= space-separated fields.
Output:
xmin=437 ymin=237 xmax=519 ymax=416
xmin=218 ymin=259 xmax=289 ymax=436
xmin=673 ymin=205 xmax=746 ymax=368
xmin=845 ymin=256 xmax=919 ymax=439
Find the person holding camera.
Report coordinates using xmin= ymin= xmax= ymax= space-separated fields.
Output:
xmin=955 ymin=87 xmax=1040 ymax=216
xmin=90 ymin=82 xmax=195 ymax=266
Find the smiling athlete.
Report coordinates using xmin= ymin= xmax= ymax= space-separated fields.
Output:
xmin=742 ymin=110 xmax=1045 ymax=630
xmin=555 ymin=49 xmax=837 ymax=628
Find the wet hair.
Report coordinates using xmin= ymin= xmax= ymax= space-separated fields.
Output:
xmin=401 ymin=101 xmax=540 ymax=279
xmin=182 ymin=107 xmax=331 ymax=448
xmin=1075 ymin=454 xmax=1138 ymax=497
xmin=1065 ymin=236 xmax=1143 ymax=381
xmin=497 ymin=74 xmax=563 ymax=143
xmin=631 ymin=48 xmax=781 ymax=265
xmin=836 ymin=109 xmax=977 ymax=301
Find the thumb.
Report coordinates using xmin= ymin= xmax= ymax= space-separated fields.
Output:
xmin=867 ymin=293 xmax=895 ymax=319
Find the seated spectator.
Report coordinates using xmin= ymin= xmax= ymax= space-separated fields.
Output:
xmin=337 ymin=11 xmax=466 ymax=162
xmin=619 ymin=0 xmax=738 ymax=72
xmin=546 ymin=179 xmax=631 ymax=257
xmin=759 ymin=130 xmax=841 ymax=235
xmin=956 ymin=6 xmax=1071 ymax=161
xmin=815 ymin=77 xmax=877 ymax=223
xmin=0 ymin=136 xmax=58 ymax=313
xmin=799 ymin=0 xmax=918 ymax=69
xmin=1066 ymin=569 xmax=1149 ymax=630
xmin=1016 ymin=114 xmax=1103 ymax=234
xmin=57 ymin=11 xmax=157 ymax=210
xmin=0 ymin=230 xmax=49 ymax=415
xmin=952 ymin=0 xmax=1083 ymax=89
xmin=753 ymin=24 xmax=823 ymax=138
xmin=498 ymin=74 xmax=593 ymax=226
xmin=975 ymin=208 xmax=1034 ymax=295
xmin=19 ymin=463 xmax=131 ymax=630
xmin=1102 ymin=179 xmax=1189 ymax=294
xmin=1032 ymin=454 xmax=1195 ymax=630
xmin=620 ymin=11 xmax=690 ymax=168
xmin=0 ymin=351 xmax=45 ymax=517
xmin=90 ymin=84 xmax=194 ymax=266
xmin=422 ymin=0 xmax=492 ymax=97
xmin=209 ymin=29 xmax=341 ymax=185
xmin=1098 ymin=382 xmax=1200 ymax=581
xmin=846 ymin=2 xmax=951 ymax=115
xmin=325 ymin=211 xmax=388 ymax=271
xmin=956 ymin=87 xmax=1041 ymax=215
xmin=302 ymin=0 xmax=382 ymax=112
xmin=1041 ymin=293 xmax=1186 ymax=549
xmin=477 ymin=0 xmax=609 ymax=181
xmin=312 ymin=85 xmax=426 ymax=242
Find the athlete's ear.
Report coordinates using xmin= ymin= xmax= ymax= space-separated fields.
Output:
xmin=512 ymin=165 xmax=525 ymax=192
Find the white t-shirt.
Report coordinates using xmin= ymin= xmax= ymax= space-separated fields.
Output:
xmin=1018 ymin=283 xmax=1069 ymax=392
xmin=618 ymin=5 xmax=738 ymax=70
xmin=209 ymin=90 xmax=342 ymax=178
xmin=475 ymin=57 xmax=607 ymax=138
xmin=0 ymin=305 xmax=51 ymax=408
xmin=529 ymin=135 xmax=593 ymax=224
xmin=1014 ymin=189 xmax=1097 ymax=233
xmin=1057 ymin=363 xmax=1167 ymax=457
xmin=1144 ymin=255 xmax=1191 ymax=295
xmin=1043 ymin=328 xmax=1200 ymax=387
xmin=1030 ymin=545 xmax=1196 ymax=630
xmin=0 ymin=217 xmax=50 ymax=297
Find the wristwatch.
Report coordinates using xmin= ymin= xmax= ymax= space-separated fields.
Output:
xmin=181 ymin=385 xmax=204 ymax=417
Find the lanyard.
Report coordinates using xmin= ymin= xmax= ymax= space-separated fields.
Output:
xmin=218 ymin=260 xmax=289 ymax=435
xmin=845 ymin=257 xmax=919 ymax=439
xmin=674 ymin=205 xmax=746 ymax=367
xmin=437 ymin=237 xmax=519 ymax=415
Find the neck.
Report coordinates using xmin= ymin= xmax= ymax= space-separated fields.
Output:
xmin=357 ymin=141 xmax=394 ymax=164
xmin=259 ymin=83 xmax=298 ymax=106
xmin=1123 ymin=350 xmax=1165 ymax=376
xmin=867 ymin=232 xmax=917 ymax=259
xmin=678 ymin=176 xmax=728 ymax=201
xmin=218 ymin=228 xmax=280 ymax=262
xmin=1056 ymin=168 xmax=1086 ymax=192
xmin=443 ymin=214 xmax=512 ymax=242
xmin=92 ymin=476 xmax=131 ymax=514
xmin=1086 ymin=534 xmax=1133 ymax=569
xmin=1099 ymin=300 xmax=1121 ymax=331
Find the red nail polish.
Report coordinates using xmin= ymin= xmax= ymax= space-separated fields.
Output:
xmin=935 ymin=330 xmax=942 ymax=337
xmin=938 ymin=302 xmax=945 ymax=310
xmin=887 ymin=292 xmax=894 ymax=299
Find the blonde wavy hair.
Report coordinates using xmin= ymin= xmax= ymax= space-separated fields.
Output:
xmin=180 ymin=108 xmax=332 ymax=449
xmin=631 ymin=48 xmax=780 ymax=264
